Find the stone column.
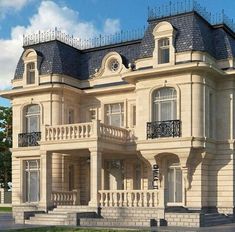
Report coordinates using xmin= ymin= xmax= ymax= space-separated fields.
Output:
xmin=39 ymin=150 xmax=52 ymax=211
xmin=88 ymin=149 xmax=102 ymax=207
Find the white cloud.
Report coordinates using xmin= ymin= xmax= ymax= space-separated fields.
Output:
xmin=0 ymin=0 xmax=31 ymax=18
xmin=0 ymin=0 xmax=121 ymax=89
xmin=104 ymin=19 xmax=121 ymax=35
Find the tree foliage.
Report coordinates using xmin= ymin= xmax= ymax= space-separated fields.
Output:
xmin=0 ymin=106 xmax=12 ymax=189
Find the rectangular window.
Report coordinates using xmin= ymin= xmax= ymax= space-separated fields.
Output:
xmin=105 ymin=103 xmax=124 ymax=127
xmin=24 ymin=160 xmax=40 ymax=203
xmin=27 ymin=63 xmax=35 ymax=84
xmin=158 ymin=38 xmax=170 ymax=64
xmin=167 ymin=166 xmax=182 ymax=203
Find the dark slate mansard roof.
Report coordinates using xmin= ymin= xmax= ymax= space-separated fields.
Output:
xmin=14 ymin=11 xmax=235 ymax=81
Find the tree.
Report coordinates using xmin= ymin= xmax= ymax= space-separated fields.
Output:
xmin=0 ymin=106 xmax=12 ymax=190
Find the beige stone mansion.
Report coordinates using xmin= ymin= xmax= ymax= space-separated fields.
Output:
xmin=1 ymin=1 xmax=235 ymax=228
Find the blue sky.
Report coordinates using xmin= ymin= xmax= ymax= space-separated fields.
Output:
xmin=0 ymin=0 xmax=235 ymax=107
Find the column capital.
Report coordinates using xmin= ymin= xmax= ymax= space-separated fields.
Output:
xmin=89 ymin=147 xmax=102 ymax=154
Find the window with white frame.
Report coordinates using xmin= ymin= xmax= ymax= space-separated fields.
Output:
xmin=152 ymin=87 xmax=177 ymax=121
xmin=26 ymin=62 xmax=36 ymax=84
xmin=24 ymin=160 xmax=40 ymax=203
xmin=158 ymin=38 xmax=170 ymax=64
xmin=168 ymin=164 xmax=182 ymax=203
xmin=25 ymin=104 xmax=40 ymax=133
xmin=105 ymin=103 xmax=124 ymax=127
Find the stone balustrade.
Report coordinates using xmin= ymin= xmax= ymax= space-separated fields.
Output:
xmin=99 ymin=123 xmax=130 ymax=142
xmin=98 ymin=190 xmax=159 ymax=207
xmin=45 ymin=123 xmax=93 ymax=141
xmin=51 ymin=189 xmax=79 ymax=206
xmin=43 ymin=120 xmax=132 ymax=143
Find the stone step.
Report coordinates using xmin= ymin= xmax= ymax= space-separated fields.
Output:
xmin=29 ymin=216 xmax=67 ymax=222
xmin=34 ymin=213 xmax=68 ymax=219
xmin=79 ymin=218 xmax=152 ymax=227
xmin=52 ymin=207 xmax=98 ymax=213
xmin=203 ymin=214 xmax=233 ymax=227
xmin=25 ymin=219 xmax=66 ymax=226
xmin=49 ymin=211 xmax=98 ymax=218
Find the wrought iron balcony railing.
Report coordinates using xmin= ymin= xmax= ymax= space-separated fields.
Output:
xmin=18 ymin=132 xmax=41 ymax=147
xmin=147 ymin=120 xmax=181 ymax=139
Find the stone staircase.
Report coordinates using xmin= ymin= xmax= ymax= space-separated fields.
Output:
xmin=24 ymin=206 xmax=157 ymax=227
xmin=25 ymin=206 xmax=99 ymax=226
xmin=24 ymin=206 xmax=235 ymax=228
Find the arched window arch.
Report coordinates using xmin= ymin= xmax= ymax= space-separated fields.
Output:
xmin=24 ymin=104 xmax=40 ymax=133
xmin=26 ymin=62 xmax=35 ymax=84
xmin=152 ymin=87 xmax=177 ymax=121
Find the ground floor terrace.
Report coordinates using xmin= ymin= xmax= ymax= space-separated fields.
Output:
xmin=11 ymin=144 xmax=235 ymax=227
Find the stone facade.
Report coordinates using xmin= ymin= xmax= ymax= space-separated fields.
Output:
xmin=1 ymin=3 xmax=235 ymax=228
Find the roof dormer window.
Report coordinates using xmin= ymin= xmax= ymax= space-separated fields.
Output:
xmin=158 ymin=38 xmax=170 ymax=64
xmin=27 ymin=62 xmax=35 ymax=84
xmin=152 ymin=21 xmax=176 ymax=67
xmin=22 ymin=49 xmax=41 ymax=87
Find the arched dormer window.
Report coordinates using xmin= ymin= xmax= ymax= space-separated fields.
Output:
xmin=22 ymin=49 xmax=41 ymax=87
xmin=27 ymin=62 xmax=35 ymax=84
xmin=152 ymin=87 xmax=176 ymax=121
xmin=152 ymin=21 xmax=176 ymax=67
xmin=25 ymin=104 xmax=40 ymax=133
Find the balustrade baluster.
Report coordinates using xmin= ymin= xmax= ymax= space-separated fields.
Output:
xmin=113 ymin=192 xmax=118 ymax=207
xmin=149 ymin=192 xmax=153 ymax=207
xmin=104 ymin=192 xmax=110 ymax=207
xmin=128 ymin=192 xmax=132 ymax=207
xmin=123 ymin=192 xmax=127 ymax=207
xmin=85 ymin=124 xmax=89 ymax=138
xmin=100 ymin=192 xmax=104 ymax=207
xmin=120 ymin=192 xmax=124 ymax=207
xmin=133 ymin=192 xmax=137 ymax=207
xmin=143 ymin=191 xmax=147 ymax=207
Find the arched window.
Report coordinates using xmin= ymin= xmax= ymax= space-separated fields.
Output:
xmin=25 ymin=104 xmax=40 ymax=133
xmin=158 ymin=38 xmax=170 ymax=64
xmin=152 ymin=87 xmax=177 ymax=121
xmin=26 ymin=62 xmax=35 ymax=84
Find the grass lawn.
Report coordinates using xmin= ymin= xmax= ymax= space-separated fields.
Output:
xmin=0 ymin=206 xmax=12 ymax=212
xmin=4 ymin=227 xmax=145 ymax=232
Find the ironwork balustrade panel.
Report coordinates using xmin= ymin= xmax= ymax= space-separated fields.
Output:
xmin=18 ymin=132 xmax=41 ymax=147
xmin=147 ymin=120 xmax=181 ymax=139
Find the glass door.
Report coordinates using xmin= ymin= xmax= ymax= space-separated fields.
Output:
xmin=167 ymin=166 xmax=183 ymax=204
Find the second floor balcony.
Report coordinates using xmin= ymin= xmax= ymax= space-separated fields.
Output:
xmin=18 ymin=120 xmax=133 ymax=147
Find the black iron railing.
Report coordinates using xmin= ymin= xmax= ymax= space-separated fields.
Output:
xmin=147 ymin=120 xmax=181 ymax=139
xmin=148 ymin=0 xmax=235 ymax=33
xmin=23 ymin=27 xmax=145 ymax=50
xmin=18 ymin=132 xmax=41 ymax=147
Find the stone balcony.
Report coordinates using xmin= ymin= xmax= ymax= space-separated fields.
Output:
xmin=18 ymin=120 xmax=134 ymax=150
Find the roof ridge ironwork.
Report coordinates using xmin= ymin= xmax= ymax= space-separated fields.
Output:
xmin=147 ymin=0 xmax=235 ymax=32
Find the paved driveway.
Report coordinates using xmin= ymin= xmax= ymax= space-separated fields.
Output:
xmin=0 ymin=213 xmax=41 ymax=231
